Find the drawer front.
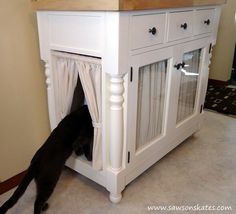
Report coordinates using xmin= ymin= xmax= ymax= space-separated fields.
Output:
xmin=168 ymin=11 xmax=193 ymax=42
xmin=194 ymin=9 xmax=215 ymax=35
xmin=130 ymin=13 xmax=166 ymax=50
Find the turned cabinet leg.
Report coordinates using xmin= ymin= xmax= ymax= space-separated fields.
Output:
xmin=43 ymin=61 xmax=57 ymax=130
xmin=109 ymin=192 xmax=122 ymax=204
xmin=109 ymin=74 xmax=124 ymax=172
xmin=107 ymin=74 xmax=125 ymax=204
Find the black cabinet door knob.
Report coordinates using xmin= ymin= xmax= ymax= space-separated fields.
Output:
xmin=174 ymin=63 xmax=182 ymax=70
xmin=204 ymin=19 xmax=211 ymax=25
xmin=180 ymin=23 xmax=188 ymax=30
xmin=174 ymin=62 xmax=185 ymax=70
xmin=149 ymin=27 xmax=157 ymax=35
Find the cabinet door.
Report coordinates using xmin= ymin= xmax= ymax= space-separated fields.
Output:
xmin=172 ymin=39 xmax=210 ymax=132
xmin=127 ymin=47 xmax=176 ymax=164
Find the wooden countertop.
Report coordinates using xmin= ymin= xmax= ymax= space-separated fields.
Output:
xmin=32 ymin=0 xmax=226 ymax=11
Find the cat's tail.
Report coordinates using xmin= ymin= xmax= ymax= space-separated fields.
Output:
xmin=0 ymin=165 xmax=35 ymax=214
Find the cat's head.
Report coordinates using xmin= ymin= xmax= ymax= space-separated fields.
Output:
xmin=72 ymin=136 xmax=93 ymax=161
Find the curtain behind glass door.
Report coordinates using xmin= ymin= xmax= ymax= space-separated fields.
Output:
xmin=176 ymin=49 xmax=201 ymax=124
xmin=136 ymin=60 xmax=167 ymax=151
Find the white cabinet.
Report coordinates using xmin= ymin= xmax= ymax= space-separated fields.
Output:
xmin=126 ymin=38 xmax=211 ymax=176
xmin=35 ymin=6 xmax=222 ymax=203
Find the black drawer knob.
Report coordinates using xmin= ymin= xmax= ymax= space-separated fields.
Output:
xmin=204 ymin=19 xmax=211 ymax=25
xmin=180 ymin=23 xmax=188 ymax=30
xmin=149 ymin=27 xmax=157 ymax=35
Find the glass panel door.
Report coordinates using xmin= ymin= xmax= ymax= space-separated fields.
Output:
xmin=136 ymin=60 xmax=167 ymax=150
xmin=176 ymin=49 xmax=201 ymax=124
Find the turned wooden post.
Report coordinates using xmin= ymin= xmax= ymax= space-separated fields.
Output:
xmin=109 ymin=74 xmax=124 ymax=172
xmin=43 ymin=61 xmax=57 ymax=130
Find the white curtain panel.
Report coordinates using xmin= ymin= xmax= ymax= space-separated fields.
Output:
xmin=136 ymin=61 xmax=167 ymax=150
xmin=75 ymin=59 xmax=102 ymax=170
xmin=176 ymin=49 xmax=201 ymax=124
xmin=51 ymin=51 xmax=102 ymax=170
xmin=52 ymin=52 xmax=79 ymax=121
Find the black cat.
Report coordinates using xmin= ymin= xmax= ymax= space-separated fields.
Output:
xmin=0 ymin=105 xmax=93 ymax=214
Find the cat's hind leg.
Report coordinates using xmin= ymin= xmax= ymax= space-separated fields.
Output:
xmin=34 ymin=182 xmax=55 ymax=214
xmin=34 ymin=189 xmax=53 ymax=214
xmin=41 ymin=203 xmax=49 ymax=211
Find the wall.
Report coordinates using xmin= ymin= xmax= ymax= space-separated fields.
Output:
xmin=209 ymin=0 xmax=236 ymax=81
xmin=0 ymin=0 xmax=50 ymax=182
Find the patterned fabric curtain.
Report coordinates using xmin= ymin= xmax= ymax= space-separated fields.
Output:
xmin=51 ymin=51 xmax=102 ymax=170
xmin=176 ymin=49 xmax=201 ymax=124
xmin=136 ymin=61 xmax=167 ymax=150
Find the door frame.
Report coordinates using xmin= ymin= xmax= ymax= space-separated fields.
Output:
xmin=126 ymin=46 xmax=177 ymax=166
xmin=171 ymin=38 xmax=211 ymax=134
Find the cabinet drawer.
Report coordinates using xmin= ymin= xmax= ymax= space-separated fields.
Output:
xmin=168 ymin=11 xmax=193 ymax=42
xmin=130 ymin=13 xmax=166 ymax=50
xmin=194 ymin=9 xmax=215 ymax=35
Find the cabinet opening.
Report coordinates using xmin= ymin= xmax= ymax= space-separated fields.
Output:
xmin=51 ymin=50 xmax=103 ymax=170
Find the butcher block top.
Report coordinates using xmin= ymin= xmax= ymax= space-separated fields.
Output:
xmin=32 ymin=0 xmax=226 ymax=11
